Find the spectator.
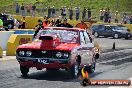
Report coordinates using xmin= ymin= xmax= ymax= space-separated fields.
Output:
xmin=87 ymin=8 xmax=91 ymax=20
xmin=43 ymin=17 xmax=50 ymax=27
xmin=69 ymin=7 xmax=73 ymax=20
xmin=26 ymin=4 xmax=32 ymax=16
xmin=99 ymin=8 xmax=104 ymax=21
xmin=52 ymin=6 xmax=55 ymax=18
xmin=21 ymin=17 xmax=26 ymax=29
xmin=108 ymin=8 xmax=111 ymax=23
xmin=33 ymin=19 xmax=44 ymax=39
xmin=55 ymin=18 xmax=61 ymax=26
xmin=32 ymin=4 xmax=36 ymax=17
xmin=48 ymin=6 xmax=52 ymax=18
xmin=15 ymin=3 xmax=19 ymax=14
xmin=56 ymin=18 xmax=73 ymax=28
xmin=82 ymin=7 xmax=86 ymax=20
xmin=129 ymin=15 xmax=132 ymax=24
xmin=75 ymin=6 xmax=80 ymax=20
xmin=60 ymin=6 xmax=64 ymax=18
xmin=114 ymin=11 xmax=119 ymax=23
xmin=62 ymin=6 xmax=67 ymax=19
xmin=104 ymin=8 xmax=109 ymax=23
xmin=21 ymin=3 xmax=25 ymax=16
xmin=122 ymin=13 xmax=129 ymax=24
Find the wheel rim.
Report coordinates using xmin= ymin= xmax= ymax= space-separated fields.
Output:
xmin=75 ymin=64 xmax=79 ymax=76
xmin=94 ymin=32 xmax=98 ymax=37
xmin=114 ymin=34 xmax=118 ymax=38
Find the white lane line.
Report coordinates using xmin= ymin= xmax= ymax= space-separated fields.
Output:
xmin=108 ymin=77 xmax=132 ymax=88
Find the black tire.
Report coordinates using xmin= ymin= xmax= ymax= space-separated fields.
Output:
xmin=94 ymin=32 xmax=99 ymax=38
xmin=20 ymin=65 xmax=29 ymax=77
xmin=70 ymin=62 xmax=79 ymax=78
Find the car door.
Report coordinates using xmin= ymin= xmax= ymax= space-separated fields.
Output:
xmin=105 ymin=26 xmax=113 ymax=37
xmin=97 ymin=25 xmax=105 ymax=36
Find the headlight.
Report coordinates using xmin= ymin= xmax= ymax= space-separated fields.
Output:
xmin=56 ymin=52 xmax=62 ymax=58
xmin=26 ymin=51 xmax=32 ymax=56
xmin=19 ymin=51 xmax=25 ymax=56
xmin=63 ymin=53 xmax=69 ymax=58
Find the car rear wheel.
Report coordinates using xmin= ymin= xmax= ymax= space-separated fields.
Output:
xmin=94 ymin=32 xmax=99 ymax=38
xmin=20 ymin=65 xmax=29 ymax=77
xmin=125 ymin=35 xmax=131 ymax=39
xmin=114 ymin=34 xmax=119 ymax=39
xmin=70 ymin=61 xmax=79 ymax=78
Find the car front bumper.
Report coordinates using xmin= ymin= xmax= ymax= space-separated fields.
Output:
xmin=16 ymin=56 xmax=71 ymax=68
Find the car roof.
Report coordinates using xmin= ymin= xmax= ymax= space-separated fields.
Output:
xmin=45 ymin=27 xmax=84 ymax=31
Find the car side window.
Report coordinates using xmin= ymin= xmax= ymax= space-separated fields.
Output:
xmin=98 ymin=25 xmax=104 ymax=30
xmin=83 ymin=31 xmax=90 ymax=44
xmin=80 ymin=31 xmax=85 ymax=45
xmin=105 ymin=26 xmax=111 ymax=30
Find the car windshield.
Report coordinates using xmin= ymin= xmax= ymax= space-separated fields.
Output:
xmin=42 ymin=28 xmax=79 ymax=43
xmin=110 ymin=26 xmax=122 ymax=30
xmin=117 ymin=25 xmax=128 ymax=30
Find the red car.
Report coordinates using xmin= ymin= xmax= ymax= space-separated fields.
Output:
xmin=16 ymin=27 xmax=100 ymax=78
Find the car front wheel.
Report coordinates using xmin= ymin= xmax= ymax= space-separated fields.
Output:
xmin=94 ymin=32 xmax=99 ymax=38
xmin=70 ymin=62 xmax=79 ymax=78
xmin=20 ymin=65 xmax=29 ymax=77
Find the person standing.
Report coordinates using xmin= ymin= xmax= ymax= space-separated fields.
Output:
xmin=108 ymin=8 xmax=111 ymax=23
xmin=33 ymin=19 xmax=44 ymax=39
xmin=75 ymin=6 xmax=80 ymax=20
xmin=21 ymin=3 xmax=25 ymax=16
xmin=82 ymin=7 xmax=86 ymax=20
xmin=62 ymin=6 xmax=67 ymax=19
xmin=48 ymin=6 xmax=52 ymax=18
xmin=26 ymin=4 xmax=32 ymax=16
xmin=52 ymin=6 xmax=55 ymax=18
xmin=104 ymin=8 xmax=109 ymax=23
xmin=32 ymin=4 xmax=36 ymax=17
xmin=15 ymin=3 xmax=19 ymax=14
xmin=69 ymin=7 xmax=73 ymax=20
xmin=122 ymin=13 xmax=129 ymax=24
xmin=87 ymin=8 xmax=91 ymax=20
xmin=114 ymin=11 xmax=119 ymax=23
xmin=21 ymin=17 xmax=26 ymax=29
xmin=99 ymin=8 xmax=104 ymax=21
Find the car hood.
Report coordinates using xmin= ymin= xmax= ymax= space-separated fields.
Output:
xmin=17 ymin=41 xmax=80 ymax=51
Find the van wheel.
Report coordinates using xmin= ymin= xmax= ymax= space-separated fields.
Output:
xmin=114 ymin=34 xmax=119 ymax=39
xmin=94 ymin=32 xmax=99 ymax=38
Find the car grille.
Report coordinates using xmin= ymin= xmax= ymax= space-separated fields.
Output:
xmin=16 ymin=49 xmax=69 ymax=59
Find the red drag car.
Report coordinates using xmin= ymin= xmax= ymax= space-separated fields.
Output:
xmin=16 ymin=27 xmax=100 ymax=78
